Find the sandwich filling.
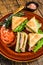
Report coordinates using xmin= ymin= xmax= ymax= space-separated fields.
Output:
xmin=15 ymin=32 xmax=28 ymax=52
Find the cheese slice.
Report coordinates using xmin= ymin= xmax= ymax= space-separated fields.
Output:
xmin=12 ymin=16 xmax=27 ymax=30
xmin=29 ymin=33 xmax=43 ymax=49
xmin=26 ymin=17 xmax=41 ymax=32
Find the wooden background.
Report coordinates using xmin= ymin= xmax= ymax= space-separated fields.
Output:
xmin=0 ymin=0 xmax=43 ymax=65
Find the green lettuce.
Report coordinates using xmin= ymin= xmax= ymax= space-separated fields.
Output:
xmin=33 ymin=29 xmax=43 ymax=52
xmin=14 ymin=19 xmax=28 ymax=32
xmin=38 ymin=29 xmax=43 ymax=34
xmin=33 ymin=38 xmax=43 ymax=52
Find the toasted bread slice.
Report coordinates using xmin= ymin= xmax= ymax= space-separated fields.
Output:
xmin=12 ymin=16 xmax=27 ymax=30
xmin=26 ymin=17 xmax=41 ymax=32
xmin=29 ymin=33 xmax=43 ymax=49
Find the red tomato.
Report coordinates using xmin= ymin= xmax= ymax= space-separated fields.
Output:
xmin=1 ymin=25 xmax=15 ymax=44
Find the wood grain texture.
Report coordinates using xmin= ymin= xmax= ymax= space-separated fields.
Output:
xmin=32 ymin=0 xmax=43 ymax=17
xmin=0 ymin=0 xmax=43 ymax=65
xmin=37 ymin=56 xmax=43 ymax=65
xmin=34 ymin=9 xmax=42 ymax=17
xmin=17 ymin=0 xmax=26 ymax=6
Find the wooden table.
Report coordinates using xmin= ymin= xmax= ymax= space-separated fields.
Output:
xmin=0 ymin=0 xmax=43 ymax=65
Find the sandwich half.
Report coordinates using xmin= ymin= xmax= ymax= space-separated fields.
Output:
xmin=28 ymin=33 xmax=43 ymax=52
xmin=15 ymin=32 xmax=28 ymax=52
xmin=12 ymin=16 xmax=28 ymax=32
xmin=26 ymin=17 xmax=41 ymax=33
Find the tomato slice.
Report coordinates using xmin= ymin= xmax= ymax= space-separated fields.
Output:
xmin=1 ymin=25 xmax=15 ymax=44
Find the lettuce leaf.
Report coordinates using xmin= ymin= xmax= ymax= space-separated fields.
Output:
xmin=14 ymin=19 xmax=28 ymax=32
xmin=38 ymin=29 xmax=43 ymax=34
xmin=33 ymin=38 xmax=43 ymax=52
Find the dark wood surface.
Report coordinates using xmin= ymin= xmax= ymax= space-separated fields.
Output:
xmin=0 ymin=0 xmax=43 ymax=65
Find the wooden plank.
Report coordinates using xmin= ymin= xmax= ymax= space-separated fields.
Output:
xmin=9 ymin=0 xmax=18 ymax=12
xmin=0 ymin=64 xmax=1 ymax=65
xmin=38 ymin=0 xmax=43 ymax=5
xmin=37 ymin=56 xmax=43 ymax=65
xmin=32 ymin=0 xmax=43 ymax=17
xmin=0 ymin=55 xmax=12 ymax=65
xmin=34 ymin=9 xmax=42 ymax=17
xmin=16 ymin=0 xmax=33 ymax=7
xmin=28 ymin=61 xmax=38 ymax=65
xmin=38 ymin=5 xmax=43 ymax=17
xmin=0 ymin=0 xmax=3 ymax=4
xmin=11 ymin=0 xmax=18 ymax=6
xmin=2 ymin=0 xmax=12 ymax=13
xmin=22 ymin=62 xmax=29 ymax=65
xmin=26 ymin=63 xmax=30 ymax=65
xmin=25 ymin=0 xmax=32 ymax=3
xmin=17 ymin=0 xmax=26 ymax=6
xmin=0 ymin=12 xmax=2 ymax=19
xmin=11 ymin=61 xmax=15 ymax=65
xmin=2 ymin=0 xmax=19 ymax=13
xmin=0 ymin=0 xmax=8 ymax=17
xmin=15 ymin=62 xmax=22 ymax=65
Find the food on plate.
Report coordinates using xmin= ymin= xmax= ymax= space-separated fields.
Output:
xmin=12 ymin=16 xmax=28 ymax=32
xmin=28 ymin=33 xmax=43 ymax=52
xmin=0 ymin=10 xmax=43 ymax=53
xmin=26 ymin=17 xmax=41 ymax=32
xmin=15 ymin=32 xmax=28 ymax=52
xmin=1 ymin=25 xmax=15 ymax=44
